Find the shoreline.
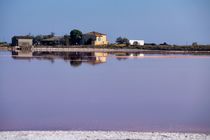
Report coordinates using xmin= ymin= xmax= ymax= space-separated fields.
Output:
xmin=0 ymin=131 xmax=209 ymax=140
xmin=1 ymin=46 xmax=210 ymax=55
xmin=33 ymin=47 xmax=210 ymax=55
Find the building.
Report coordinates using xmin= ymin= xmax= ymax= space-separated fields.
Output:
xmin=82 ymin=31 xmax=109 ymax=46
xmin=64 ymin=35 xmax=71 ymax=46
xmin=12 ymin=36 xmax=33 ymax=47
xmin=129 ymin=40 xmax=144 ymax=46
xmin=41 ymin=36 xmax=65 ymax=46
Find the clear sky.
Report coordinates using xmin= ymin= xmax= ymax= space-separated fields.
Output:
xmin=0 ymin=0 xmax=210 ymax=44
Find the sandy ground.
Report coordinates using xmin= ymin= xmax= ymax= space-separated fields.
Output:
xmin=0 ymin=131 xmax=210 ymax=140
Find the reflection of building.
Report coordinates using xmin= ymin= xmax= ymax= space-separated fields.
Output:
xmin=94 ymin=52 xmax=108 ymax=63
xmin=12 ymin=50 xmax=108 ymax=67
xmin=12 ymin=51 xmax=33 ymax=59
xmin=69 ymin=52 xmax=108 ymax=66
xmin=82 ymin=32 xmax=109 ymax=46
xmin=115 ymin=52 xmax=144 ymax=60
xmin=12 ymin=36 xmax=33 ymax=47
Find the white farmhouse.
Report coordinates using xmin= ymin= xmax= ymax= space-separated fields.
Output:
xmin=129 ymin=40 xmax=144 ymax=46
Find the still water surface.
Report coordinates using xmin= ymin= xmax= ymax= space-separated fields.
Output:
xmin=0 ymin=51 xmax=210 ymax=133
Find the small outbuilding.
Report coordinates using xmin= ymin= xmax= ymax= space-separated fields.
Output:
xmin=12 ymin=36 xmax=33 ymax=47
xmin=129 ymin=40 xmax=144 ymax=46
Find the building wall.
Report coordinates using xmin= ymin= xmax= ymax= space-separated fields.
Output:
xmin=82 ymin=34 xmax=109 ymax=46
xmin=18 ymin=39 xmax=33 ymax=46
xmin=12 ymin=37 xmax=18 ymax=46
xmin=94 ymin=35 xmax=109 ymax=46
xmin=129 ymin=40 xmax=144 ymax=46
xmin=64 ymin=35 xmax=71 ymax=45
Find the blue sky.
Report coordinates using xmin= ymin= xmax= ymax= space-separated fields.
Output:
xmin=0 ymin=0 xmax=210 ymax=44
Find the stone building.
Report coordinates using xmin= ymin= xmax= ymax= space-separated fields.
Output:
xmin=12 ymin=36 xmax=33 ymax=47
xmin=82 ymin=31 xmax=109 ymax=46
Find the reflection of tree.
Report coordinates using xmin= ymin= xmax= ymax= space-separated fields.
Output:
xmin=117 ymin=58 xmax=128 ymax=61
xmin=115 ymin=52 xmax=128 ymax=61
xmin=13 ymin=50 xmax=108 ymax=67
xmin=50 ymin=59 xmax=55 ymax=64
xmin=70 ymin=60 xmax=82 ymax=67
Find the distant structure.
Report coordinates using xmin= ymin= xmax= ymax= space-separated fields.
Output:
xmin=82 ymin=31 xmax=109 ymax=46
xmin=129 ymin=40 xmax=144 ymax=46
xmin=144 ymin=43 xmax=156 ymax=46
xmin=11 ymin=31 xmax=110 ymax=47
xmin=64 ymin=35 xmax=71 ymax=46
xmin=12 ymin=36 xmax=33 ymax=47
xmin=160 ymin=42 xmax=169 ymax=46
xmin=41 ymin=36 xmax=65 ymax=46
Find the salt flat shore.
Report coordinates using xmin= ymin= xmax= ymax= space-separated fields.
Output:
xmin=0 ymin=131 xmax=210 ymax=140
xmin=1 ymin=46 xmax=210 ymax=55
xmin=32 ymin=47 xmax=210 ymax=54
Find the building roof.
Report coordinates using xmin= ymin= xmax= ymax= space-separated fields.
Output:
xmin=42 ymin=36 xmax=64 ymax=41
xmin=85 ymin=31 xmax=106 ymax=37
xmin=13 ymin=36 xmax=33 ymax=39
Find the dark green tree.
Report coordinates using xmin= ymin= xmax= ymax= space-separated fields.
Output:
xmin=192 ymin=42 xmax=198 ymax=46
xmin=116 ymin=37 xmax=129 ymax=45
xmin=86 ymin=38 xmax=93 ymax=45
xmin=50 ymin=32 xmax=55 ymax=37
xmin=70 ymin=60 xmax=82 ymax=67
xmin=122 ymin=38 xmax=129 ymax=45
xmin=133 ymin=41 xmax=139 ymax=46
xmin=116 ymin=37 xmax=123 ymax=44
xmin=70 ymin=29 xmax=83 ymax=45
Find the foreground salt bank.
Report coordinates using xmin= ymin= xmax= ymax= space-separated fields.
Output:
xmin=0 ymin=131 xmax=210 ymax=140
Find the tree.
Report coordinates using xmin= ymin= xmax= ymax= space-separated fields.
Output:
xmin=160 ymin=42 xmax=168 ymax=45
xmin=192 ymin=42 xmax=198 ymax=50
xmin=86 ymin=38 xmax=93 ymax=45
xmin=116 ymin=37 xmax=129 ymax=45
xmin=123 ymin=38 xmax=129 ymax=45
xmin=33 ymin=35 xmax=43 ymax=45
xmin=70 ymin=29 xmax=83 ymax=45
xmin=116 ymin=37 xmax=123 ymax=44
xmin=192 ymin=42 xmax=198 ymax=46
xmin=50 ymin=32 xmax=55 ymax=37
xmin=133 ymin=41 xmax=139 ymax=46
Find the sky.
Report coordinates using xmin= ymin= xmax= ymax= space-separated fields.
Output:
xmin=0 ymin=0 xmax=210 ymax=45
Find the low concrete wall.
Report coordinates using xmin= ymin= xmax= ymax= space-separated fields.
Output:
xmin=31 ymin=47 xmax=210 ymax=55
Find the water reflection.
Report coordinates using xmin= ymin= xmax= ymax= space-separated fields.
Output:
xmin=12 ymin=50 xmax=149 ymax=67
xmin=1 ymin=50 xmax=210 ymax=133
xmin=12 ymin=50 xmax=108 ymax=67
xmin=12 ymin=50 xmax=210 ymax=65
xmin=11 ymin=50 xmax=147 ymax=64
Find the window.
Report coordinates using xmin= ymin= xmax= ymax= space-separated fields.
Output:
xmin=98 ymin=37 xmax=101 ymax=41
